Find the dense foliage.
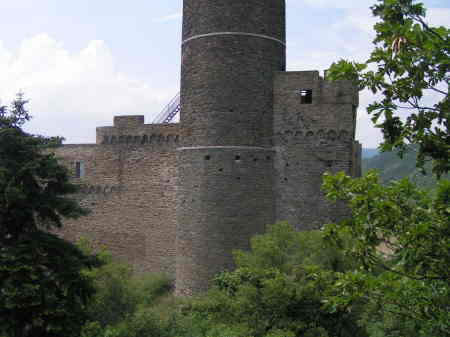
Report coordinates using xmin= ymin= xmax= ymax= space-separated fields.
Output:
xmin=0 ymin=93 xmax=86 ymax=243
xmin=1 ymin=232 xmax=97 ymax=337
xmin=77 ymin=243 xmax=175 ymax=337
xmin=0 ymin=94 xmax=95 ymax=337
xmin=327 ymin=0 xmax=449 ymax=176
xmin=172 ymin=224 xmax=367 ymax=337
xmin=326 ymin=3 xmax=450 ymax=334
xmin=323 ymin=171 xmax=450 ymax=337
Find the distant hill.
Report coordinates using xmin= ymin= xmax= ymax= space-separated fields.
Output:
xmin=362 ymin=148 xmax=379 ymax=159
xmin=362 ymin=145 xmax=447 ymax=189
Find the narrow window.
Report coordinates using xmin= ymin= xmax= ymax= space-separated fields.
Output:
xmin=75 ymin=161 xmax=85 ymax=178
xmin=300 ymin=89 xmax=313 ymax=104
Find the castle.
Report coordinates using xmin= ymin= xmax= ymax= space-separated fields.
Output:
xmin=54 ymin=0 xmax=361 ymax=296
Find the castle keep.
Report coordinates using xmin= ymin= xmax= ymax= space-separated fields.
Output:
xmin=55 ymin=0 xmax=361 ymax=295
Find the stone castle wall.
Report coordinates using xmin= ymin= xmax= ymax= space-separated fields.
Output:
xmin=54 ymin=116 xmax=180 ymax=276
xmin=273 ymin=71 xmax=361 ymax=229
xmin=53 ymin=1 xmax=361 ymax=295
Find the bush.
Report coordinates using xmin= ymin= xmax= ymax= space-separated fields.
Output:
xmin=172 ymin=223 xmax=367 ymax=337
xmin=78 ymin=241 xmax=174 ymax=337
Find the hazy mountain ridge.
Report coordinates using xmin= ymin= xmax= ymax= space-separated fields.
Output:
xmin=362 ymin=146 xmax=447 ymax=189
xmin=362 ymin=148 xmax=379 ymax=159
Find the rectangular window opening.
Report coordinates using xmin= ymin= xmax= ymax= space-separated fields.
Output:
xmin=299 ymin=89 xmax=313 ymax=104
xmin=75 ymin=161 xmax=85 ymax=178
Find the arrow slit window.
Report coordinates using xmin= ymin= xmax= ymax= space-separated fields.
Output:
xmin=75 ymin=161 xmax=85 ymax=178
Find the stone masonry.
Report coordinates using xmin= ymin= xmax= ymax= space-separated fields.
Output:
xmin=55 ymin=0 xmax=361 ymax=296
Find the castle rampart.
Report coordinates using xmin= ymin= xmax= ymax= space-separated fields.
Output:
xmin=55 ymin=119 xmax=180 ymax=276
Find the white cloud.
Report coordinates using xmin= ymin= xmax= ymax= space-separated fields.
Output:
xmin=299 ymin=0 xmax=374 ymax=9
xmin=288 ymin=50 xmax=341 ymax=72
xmin=427 ymin=8 xmax=450 ymax=26
xmin=340 ymin=8 xmax=377 ymax=35
xmin=153 ymin=12 xmax=182 ymax=23
xmin=0 ymin=0 xmax=33 ymax=10
xmin=0 ymin=34 xmax=175 ymax=143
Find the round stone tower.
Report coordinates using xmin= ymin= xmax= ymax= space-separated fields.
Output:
xmin=176 ymin=0 xmax=286 ymax=295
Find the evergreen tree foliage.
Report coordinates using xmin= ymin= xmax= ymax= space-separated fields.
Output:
xmin=0 ymin=94 xmax=96 ymax=337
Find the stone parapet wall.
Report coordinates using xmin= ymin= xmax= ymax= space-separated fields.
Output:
xmin=96 ymin=116 xmax=180 ymax=146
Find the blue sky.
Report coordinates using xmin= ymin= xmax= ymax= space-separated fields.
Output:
xmin=0 ymin=0 xmax=448 ymax=147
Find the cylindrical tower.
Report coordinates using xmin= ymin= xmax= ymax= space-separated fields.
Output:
xmin=176 ymin=0 xmax=286 ymax=295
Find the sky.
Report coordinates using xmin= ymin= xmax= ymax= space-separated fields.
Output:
xmin=0 ymin=0 xmax=448 ymax=147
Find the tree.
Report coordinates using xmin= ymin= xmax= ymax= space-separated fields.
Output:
xmin=0 ymin=93 xmax=86 ymax=243
xmin=327 ymin=0 xmax=449 ymax=176
xmin=322 ymin=171 xmax=450 ymax=337
xmin=0 ymin=94 xmax=97 ymax=337
xmin=1 ymin=232 xmax=98 ymax=337
xmin=324 ymin=2 xmax=449 ymax=334
xmin=175 ymin=223 xmax=367 ymax=337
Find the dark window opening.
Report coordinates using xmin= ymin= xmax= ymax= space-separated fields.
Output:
xmin=235 ymin=155 xmax=241 ymax=161
xmin=300 ymin=89 xmax=313 ymax=104
xmin=205 ymin=155 xmax=211 ymax=160
xmin=75 ymin=161 xmax=85 ymax=178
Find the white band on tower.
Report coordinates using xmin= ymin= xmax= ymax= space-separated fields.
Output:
xmin=182 ymin=32 xmax=286 ymax=46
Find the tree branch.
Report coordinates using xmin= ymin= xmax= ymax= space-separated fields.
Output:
xmin=429 ymin=87 xmax=448 ymax=96
xmin=414 ymin=15 xmax=447 ymax=44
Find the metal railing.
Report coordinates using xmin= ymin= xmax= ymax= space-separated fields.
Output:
xmin=152 ymin=92 xmax=180 ymax=124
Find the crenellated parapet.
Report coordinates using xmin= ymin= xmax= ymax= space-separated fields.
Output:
xmin=96 ymin=116 xmax=180 ymax=147
xmin=274 ymin=128 xmax=353 ymax=146
xmin=100 ymin=133 xmax=180 ymax=146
